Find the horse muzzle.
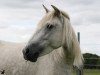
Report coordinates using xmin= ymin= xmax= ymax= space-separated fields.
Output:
xmin=22 ymin=44 xmax=44 ymax=62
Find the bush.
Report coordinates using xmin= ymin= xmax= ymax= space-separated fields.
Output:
xmin=83 ymin=53 xmax=100 ymax=69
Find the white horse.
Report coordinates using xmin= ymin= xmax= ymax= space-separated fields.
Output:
xmin=23 ymin=5 xmax=83 ymax=75
xmin=0 ymin=5 xmax=83 ymax=75
xmin=0 ymin=41 xmax=37 ymax=75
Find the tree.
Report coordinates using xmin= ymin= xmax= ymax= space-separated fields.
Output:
xmin=83 ymin=53 xmax=100 ymax=69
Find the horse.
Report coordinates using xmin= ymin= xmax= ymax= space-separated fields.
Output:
xmin=0 ymin=41 xmax=40 ymax=75
xmin=22 ymin=5 xmax=83 ymax=75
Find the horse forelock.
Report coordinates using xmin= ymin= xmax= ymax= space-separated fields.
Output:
xmin=37 ymin=10 xmax=70 ymax=27
xmin=61 ymin=11 xmax=70 ymax=20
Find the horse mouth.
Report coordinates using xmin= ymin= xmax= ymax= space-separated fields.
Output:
xmin=23 ymin=52 xmax=39 ymax=62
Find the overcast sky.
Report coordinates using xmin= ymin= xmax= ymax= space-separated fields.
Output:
xmin=0 ymin=0 xmax=100 ymax=55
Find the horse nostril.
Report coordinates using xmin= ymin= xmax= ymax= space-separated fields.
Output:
xmin=25 ymin=48 xmax=30 ymax=54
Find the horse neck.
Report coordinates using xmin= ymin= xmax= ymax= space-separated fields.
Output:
xmin=49 ymin=47 xmax=73 ymax=75
xmin=35 ymin=47 xmax=73 ymax=75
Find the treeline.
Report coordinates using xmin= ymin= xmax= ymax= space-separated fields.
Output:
xmin=83 ymin=53 xmax=100 ymax=69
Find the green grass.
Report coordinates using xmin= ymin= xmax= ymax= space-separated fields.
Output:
xmin=73 ymin=69 xmax=100 ymax=75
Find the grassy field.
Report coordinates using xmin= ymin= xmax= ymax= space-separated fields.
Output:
xmin=73 ymin=69 xmax=100 ymax=75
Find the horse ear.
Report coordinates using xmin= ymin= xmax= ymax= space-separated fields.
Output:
xmin=51 ymin=5 xmax=61 ymax=16
xmin=42 ymin=5 xmax=49 ymax=13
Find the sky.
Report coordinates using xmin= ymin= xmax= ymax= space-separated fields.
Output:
xmin=0 ymin=0 xmax=100 ymax=55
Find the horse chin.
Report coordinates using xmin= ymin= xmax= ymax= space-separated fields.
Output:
xmin=24 ymin=56 xmax=38 ymax=62
xmin=29 ymin=58 xmax=38 ymax=62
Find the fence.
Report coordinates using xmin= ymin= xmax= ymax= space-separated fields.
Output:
xmin=84 ymin=58 xmax=100 ymax=69
xmin=76 ymin=58 xmax=100 ymax=75
xmin=76 ymin=32 xmax=100 ymax=75
xmin=77 ymin=32 xmax=83 ymax=75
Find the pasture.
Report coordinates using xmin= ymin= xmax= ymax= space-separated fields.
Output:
xmin=73 ymin=69 xmax=100 ymax=75
xmin=84 ymin=69 xmax=100 ymax=75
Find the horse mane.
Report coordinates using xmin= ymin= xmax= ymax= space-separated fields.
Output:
xmin=51 ymin=10 xmax=83 ymax=68
xmin=61 ymin=11 xmax=83 ymax=68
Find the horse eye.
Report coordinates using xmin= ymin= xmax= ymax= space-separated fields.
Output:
xmin=47 ymin=24 xmax=54 ymax=29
